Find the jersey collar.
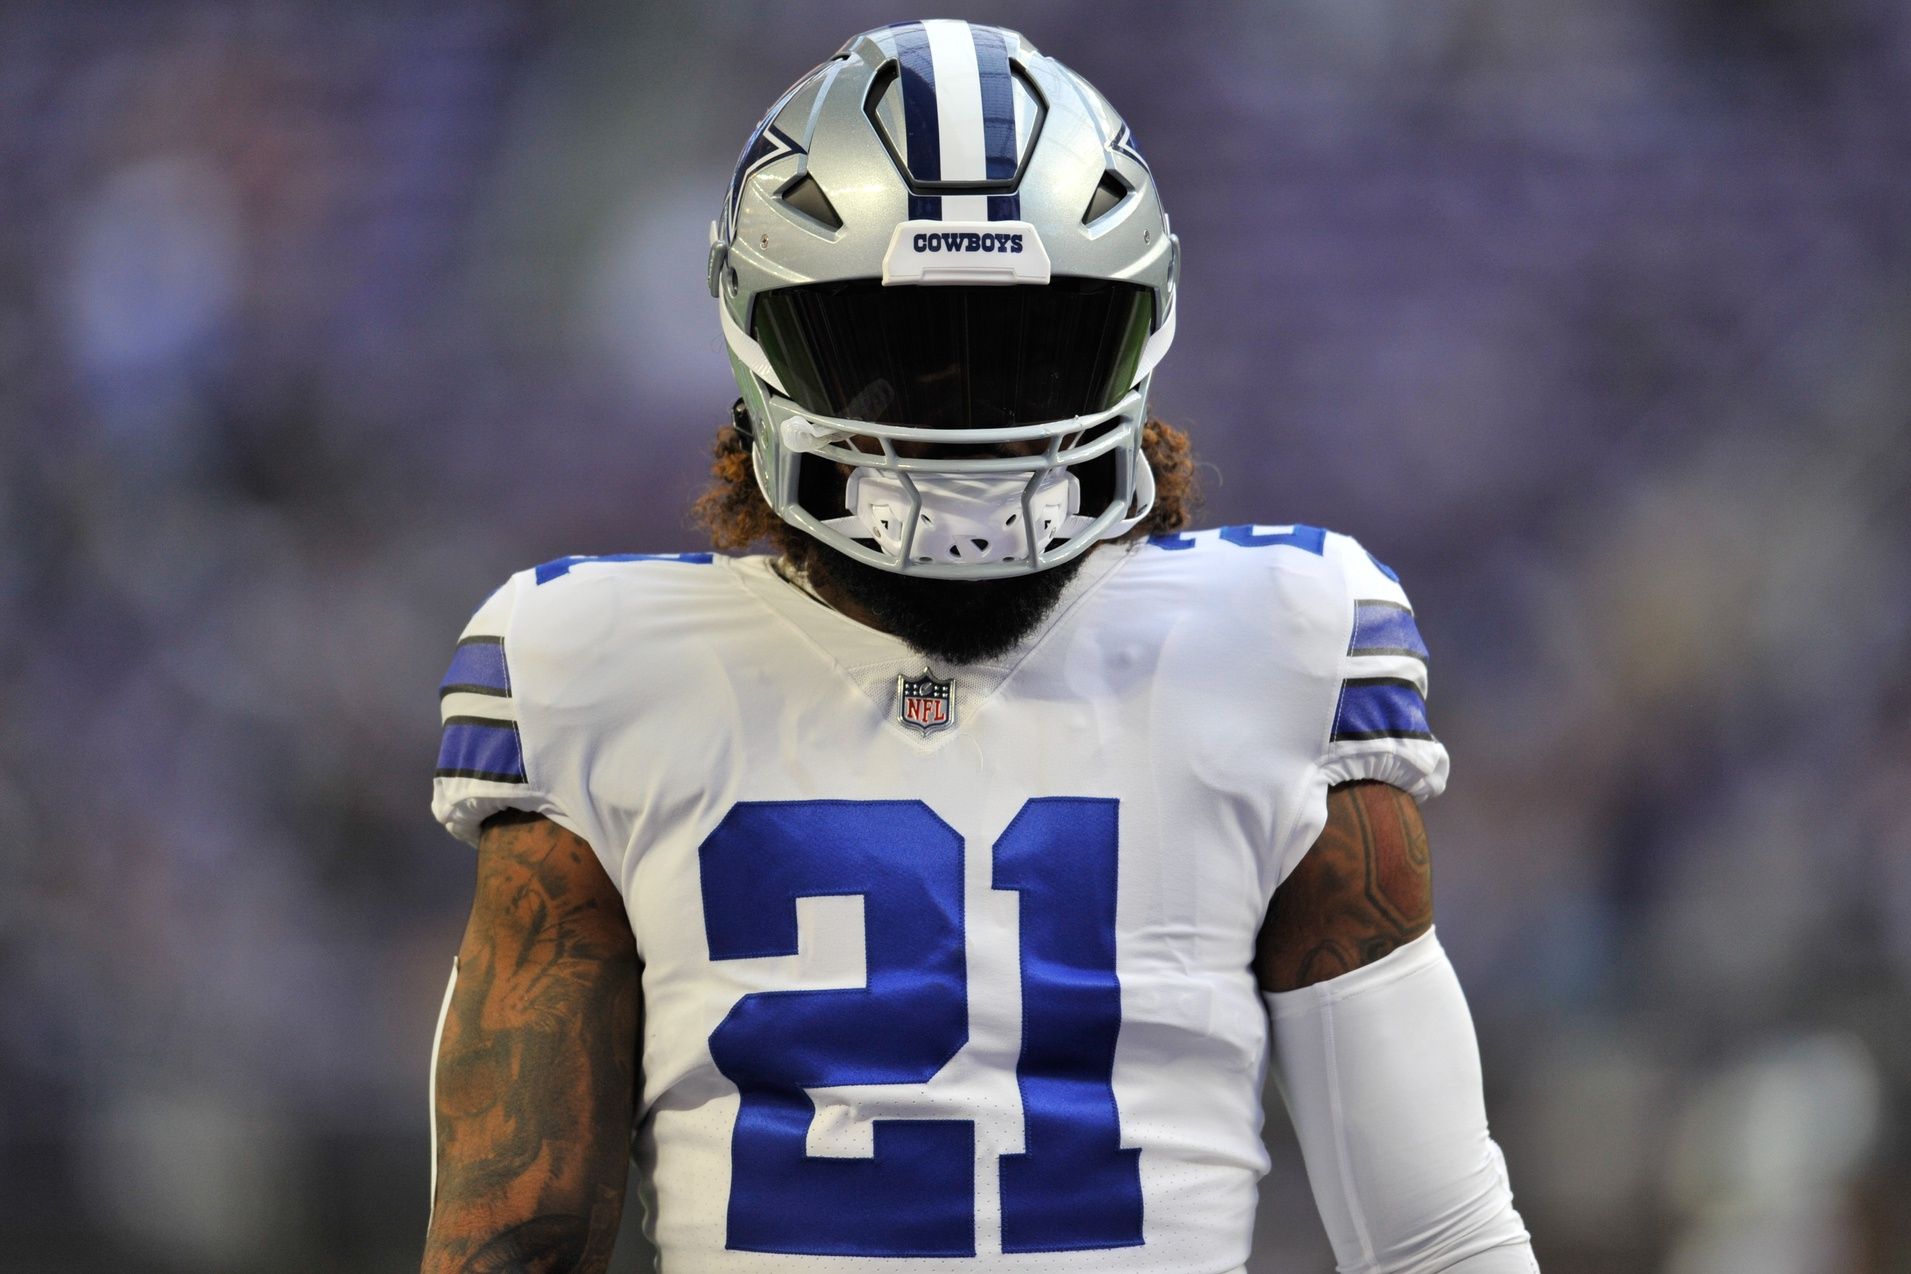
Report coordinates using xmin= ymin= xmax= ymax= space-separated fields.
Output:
xmin=722 ymin=544 xmax=1131 ymax=738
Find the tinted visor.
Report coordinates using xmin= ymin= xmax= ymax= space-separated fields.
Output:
xmin=752 ymin=278 xmax=1154 ymax=429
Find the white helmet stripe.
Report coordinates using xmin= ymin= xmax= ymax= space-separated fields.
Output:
xmin=923 ymin=20 xmax=986 ymax=182
xmin=922 ymin=20 xmax=988 ymax=222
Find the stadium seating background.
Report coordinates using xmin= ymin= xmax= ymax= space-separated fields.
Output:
xmin=2 ymin=1 xmax=1906 ymax=1270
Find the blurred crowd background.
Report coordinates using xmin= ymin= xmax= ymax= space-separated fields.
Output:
xmin=2 ymin=0 xmax=1906 ymax=1270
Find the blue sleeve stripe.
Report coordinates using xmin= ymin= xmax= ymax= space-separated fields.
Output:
xmin=436 ymin=717 xmax=527 ymax=783
xmin=1331 ymin=678 xmax=1434 ymax=743
xmin=439 ymin=636 xmax=511 ymax=698
xmin=1348 ymin=601 xmax=1428 ymax=662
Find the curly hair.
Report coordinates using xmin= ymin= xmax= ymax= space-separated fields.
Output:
xmin=692 ymin=411 xmax=1200 ymax=557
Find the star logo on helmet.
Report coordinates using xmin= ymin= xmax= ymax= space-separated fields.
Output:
xmin=722 ymin=119 xmax=805 ymax=243
xmin=1111 ymin=123 xmax=1150 ymax=172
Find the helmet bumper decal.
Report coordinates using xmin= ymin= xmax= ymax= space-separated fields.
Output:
xmin=881 ymin=220 xmax=1052 ymax=285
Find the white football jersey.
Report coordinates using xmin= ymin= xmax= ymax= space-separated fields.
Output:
xmin=432 ymin=526 xmax=1447 ymax=1273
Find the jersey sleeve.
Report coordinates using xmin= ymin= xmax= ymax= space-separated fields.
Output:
xmin=1270 ymin=533 xmax=1451 ymax=887
xmin=1316 ymin=533 xmax=1449 ymax=801
xmin=429 ymin=572 xmax=576 ymax=848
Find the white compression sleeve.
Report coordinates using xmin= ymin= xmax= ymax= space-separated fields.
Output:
xmin=1264 ymin=928 xmax=1538 ymax=1273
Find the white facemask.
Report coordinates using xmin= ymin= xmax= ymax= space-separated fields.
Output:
xmin=833 ymin=467 xmax=1091 ymax=567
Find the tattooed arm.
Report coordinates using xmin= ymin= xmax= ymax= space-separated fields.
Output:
xmin=1255 ymin=779 xmax=1432 ymax=992
xmin=1255 ymin=782 xmax=1538 ymax=1270
xmin=423 ymin=811 xmax=640 ymax=1274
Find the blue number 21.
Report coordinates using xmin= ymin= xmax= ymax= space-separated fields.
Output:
xmin=699 ymin=798 xmax=1142 ymax=1258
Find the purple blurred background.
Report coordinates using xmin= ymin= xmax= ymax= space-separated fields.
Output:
xmin=3 ymin=1 xmax=1908 ymax=1270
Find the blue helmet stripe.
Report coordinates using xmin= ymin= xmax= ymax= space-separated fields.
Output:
xmin=971 ymin=24 xmax=1020 ymax=221
xmin=971 ymin=24 xmax=1016 ymax=181
xmin=893 ymin=20 xmax=942 ymax=222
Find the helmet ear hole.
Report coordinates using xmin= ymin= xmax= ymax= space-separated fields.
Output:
xmin=778 ymin=172 xmax=843 ymax=231
xmin=1083 ymin=171 xmax=1129 ymax=225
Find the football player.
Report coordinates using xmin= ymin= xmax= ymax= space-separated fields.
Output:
xmin=422 ymin=21 xmax=1537 ymax=1274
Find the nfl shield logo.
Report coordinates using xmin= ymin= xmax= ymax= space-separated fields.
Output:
xmin=898 ymin=670 xmax=954 ymax=735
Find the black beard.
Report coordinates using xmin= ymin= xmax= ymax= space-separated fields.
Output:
xmin=796 ymin=541 xmax=1091 ymax=666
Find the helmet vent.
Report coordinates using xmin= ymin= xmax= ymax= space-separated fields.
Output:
xmin=1083 ymin=171 xmax=1129 ymax=225
xmin=779 ymin=172 xmax=842 ymax=230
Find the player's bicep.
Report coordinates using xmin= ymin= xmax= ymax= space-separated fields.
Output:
xmin=1255 ymin=780 xmax=1433 ymax=993
xmin=425 ymin=811 xmax=639 ymax=1272
xmin=455 ymin=809 xmax=633 ymax=1002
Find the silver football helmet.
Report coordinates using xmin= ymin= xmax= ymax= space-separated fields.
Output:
xmin=709 ymin=20 xmax=1178 ymax=578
